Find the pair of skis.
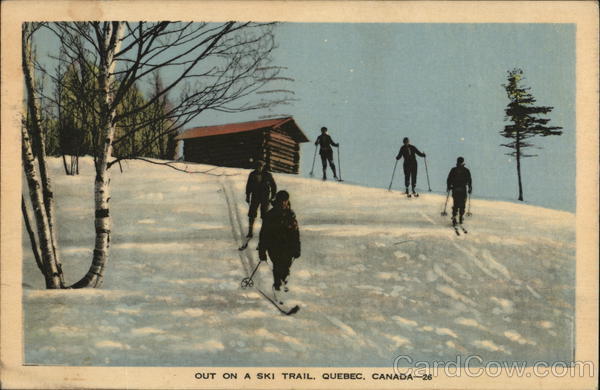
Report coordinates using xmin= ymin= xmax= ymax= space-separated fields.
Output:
xmin=453 ymin=224 xmax=468 ymax=236
xmin=321 ymin=177 xmax=343 ymax=182
xmin=259 ymin=287 xmax=300 ymax=316
xmin=239 ymin=238 xmax=300 ymax=316
xmin=386 ymin=189 xmax=420 ymax=197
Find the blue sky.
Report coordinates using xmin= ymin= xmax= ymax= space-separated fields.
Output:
xmin=197 ymin=23 xmax=576 ymax=211
xmin=34 ymin=23 xmax=575 ymax=211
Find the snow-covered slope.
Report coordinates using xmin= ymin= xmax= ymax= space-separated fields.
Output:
xmin=23 ymin=158 xmax=575 ymax=366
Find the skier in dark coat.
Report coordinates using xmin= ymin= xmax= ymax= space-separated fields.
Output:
xmin=396 ymin=137 xmax=426 ymax=196
xmin=245 ymin=160 xmax=277 ymax=238
xmin=258 ymin=190 xmax=301 ymax=295
xmin=446 ymin=156 xmax=472 ymax=226
xmin=315 ymin=127 xmax=339 ymax=181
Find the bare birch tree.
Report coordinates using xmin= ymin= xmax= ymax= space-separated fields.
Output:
xmin=23 ymin=21 xmax=286 ymax=288
xmin=22 ymin=22 xmax=65 ymax=288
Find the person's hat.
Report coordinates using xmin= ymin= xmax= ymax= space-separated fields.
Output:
xmin=275 ymin=190 xmax=290 ymax=203
xmin=457 ymin=156 xmax=465 ymax=165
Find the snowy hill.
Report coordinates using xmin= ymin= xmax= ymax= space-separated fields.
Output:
xmin=23 ymin=158 xmax=575 ymax=366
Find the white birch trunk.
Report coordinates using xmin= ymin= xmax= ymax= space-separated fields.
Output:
xmin=21 ymin=126 xmax=62 ymax=288
xmin=22 ymin=196 xmax=44 ymax=274
xmin=71 ymin=22 xmax=124 ymax=288
xmin=22 ymin=23 xmax=64 ymax=287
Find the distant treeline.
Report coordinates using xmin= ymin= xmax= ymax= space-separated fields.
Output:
xmin=34 ymin=61 xmax=177 ymax=174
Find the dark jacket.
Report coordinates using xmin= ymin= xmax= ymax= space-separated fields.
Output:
xmin=396 ymin=144 xmax=425 ymax=164
xmin=258 ymin=206 xmax=301 ymax=259
xmin=315 ymin=134 xmax=339 ymax=152
xmin=246 ymin=170 xmax=277 ymax=201
xmin=447 ymin=165 xmax=472 ymax=193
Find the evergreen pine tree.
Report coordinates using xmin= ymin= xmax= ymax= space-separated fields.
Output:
xmin=501 ymin=68 xmax=563 ymax=201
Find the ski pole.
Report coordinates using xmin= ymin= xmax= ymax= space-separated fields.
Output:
xmin=337 ymin=145 xmax=343 ymax=181
xmin=424 ymin=157 xmax=432 ymax=192
xmin=388 ymin=160 xmax=398 ymax=191
xmin=441 ymin=191 xmax=450 ymax=216
xmin=309 ymin=145 xmax=317 ymax=177
xmin=466 ymin=192 xmax=472 ymax=217
xmin=241 ymin=261 xmax=263 ymax=288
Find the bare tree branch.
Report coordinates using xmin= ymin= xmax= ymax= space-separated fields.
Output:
xmin=115 ymin=157 xmax=241 ymax=177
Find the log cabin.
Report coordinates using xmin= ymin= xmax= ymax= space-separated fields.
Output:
xmin=175 ymin=117 xmax=309 ymax=174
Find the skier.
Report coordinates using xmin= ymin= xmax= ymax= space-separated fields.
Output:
xmin=315 ymin=127 xmax=339 ymax=181
xmin=245 ymin=160 xmax=277 ymax=238
xmin=395 ymin=137 xmax=426 ymax=196
xmin=258 ymin=190 xmax=301 ymax=297
xmin=446 ymin=156 xmax=472 ymax=226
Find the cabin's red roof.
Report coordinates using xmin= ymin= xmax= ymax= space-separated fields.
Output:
xmin=175 ymin=117 xmax=309 ymax=143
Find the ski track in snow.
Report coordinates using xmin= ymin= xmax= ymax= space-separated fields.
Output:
xmin=22 ymin=158 xmax=575 ymax=367
xmin=219 ymin=178 xmax=251 ymax=275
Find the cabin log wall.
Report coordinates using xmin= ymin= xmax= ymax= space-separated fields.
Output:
xmin=183 ymin=132 xmax=265 ymax=169
xmin=183 ymin=125 xmax=303 ymax=174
